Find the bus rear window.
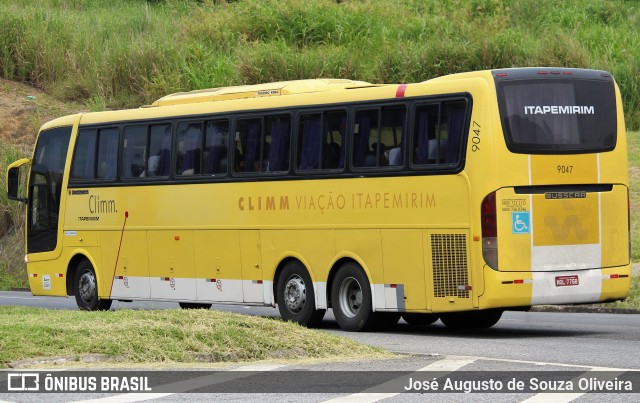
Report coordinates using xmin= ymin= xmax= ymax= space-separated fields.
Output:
xmin=496 ymin=78 xmax=616 ymax=154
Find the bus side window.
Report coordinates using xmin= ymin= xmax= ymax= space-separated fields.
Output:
xmin=325 ymin=111 xmax=346 ymax=169
xmin=352 ymin=110 xmax=379 ymax=168
xmin=413 ymin=101 xmax=466 ymax=167
xmin=413 ymin=104 xmax=439 ymax=165
xmin=96 ymin=128 xmax=119 ymax=180
xmin=149 ymin=124 xmax=172 ymax=177
xmin=298 ymin=111 xmax=346 ymax=171
xmin=235 ymin=118 xmax=262 ymax=173
xmin=266 ymin=115 xmax=290 ymax=172
xmin=122 ymin=126 xmax=147 ymax=178
xmin=71 ymin=129 xmax=97 ymax=180
xmin=441 ymin=102 xmax=466 ymax=164
xmin=177 ymin=122 xmax=203 ymax=176
xmin=381 ymin=106 xmax=406 ymax=167
xmin=298 ymin=114 xmax=322 ymax=170
xmin=204 ymin=120 xmax=229 ymax=175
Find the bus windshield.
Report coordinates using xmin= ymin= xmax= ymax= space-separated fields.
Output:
xmin=496 ymin=76 xmax=617 ymax=154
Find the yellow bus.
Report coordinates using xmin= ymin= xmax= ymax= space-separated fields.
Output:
xmin=6 ymin=68 xmax=631 ymax=331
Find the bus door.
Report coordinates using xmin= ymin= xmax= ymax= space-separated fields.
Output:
xmin=239 ymin=230 xmax=264 ymax=303
xmin=17 ymin=126 xmax=71 ymax=295
xmin=26 ymin=127 xmax=71 ymax=257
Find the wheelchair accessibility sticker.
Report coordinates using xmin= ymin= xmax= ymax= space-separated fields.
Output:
xmin=512 ymin=212 xmax=530 ymax=234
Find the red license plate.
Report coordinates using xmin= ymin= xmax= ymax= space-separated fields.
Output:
xmin=555 ymin=275 xmax=579 ymax=287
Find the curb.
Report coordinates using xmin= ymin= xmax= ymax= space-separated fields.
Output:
xmin=530 ymin=305 xmax=640 ymax=314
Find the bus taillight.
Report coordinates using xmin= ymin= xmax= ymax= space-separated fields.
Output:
xmin=481 ymin=192 xmax=498 ymax=270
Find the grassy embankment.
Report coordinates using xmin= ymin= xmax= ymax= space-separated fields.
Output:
xmin=0 ymin=144 xmax=25 ymax=289
xmin=0 ymin=0 xmax=639 ymax=125
xmin=0 ymin=79 xmax=86 ymax=290
xmin=0 ymin=306 xmax=388 ymax=368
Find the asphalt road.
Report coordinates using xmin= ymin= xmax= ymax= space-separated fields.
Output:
xmin=1 ymin=291 xmax=639 ymax=402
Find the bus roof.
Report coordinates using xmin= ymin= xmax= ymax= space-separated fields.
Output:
xmin=150 ymin=79 xmax=377 ymax=107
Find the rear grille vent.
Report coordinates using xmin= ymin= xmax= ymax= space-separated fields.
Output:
xmin=431 ymin=234 xmax=469 ymax=298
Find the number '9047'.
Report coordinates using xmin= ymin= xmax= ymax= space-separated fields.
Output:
xmin=471 ymin=121 xmax=480 ymax=152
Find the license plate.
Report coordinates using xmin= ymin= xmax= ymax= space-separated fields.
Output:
xmin=555 ymin=275 xmax=579 ymax=287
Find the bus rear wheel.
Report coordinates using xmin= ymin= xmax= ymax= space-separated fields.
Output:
xmin=331 ymin=263 xmax=376 ymax=332
xmin=440 ymin=309 xmax=503 ymax=330
xmin=179 ymin=302 xmax=212 ymax=310
xmin=277 ymin=261 xmax=326 ymax=327
xmin=74 ymin=260 xmax=112 ymax=311
xmin=402 ymin=313 xmax=439 ymax=326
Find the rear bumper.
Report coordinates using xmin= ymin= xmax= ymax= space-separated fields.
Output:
xmin=479 ymin=264 xmax=631 ymax=310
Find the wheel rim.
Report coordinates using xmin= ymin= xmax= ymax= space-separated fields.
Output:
xmin=338 ymin=277 xmax=362 ymax=318
xmin=78 ymin=270 xmax=96 ymax=304
xmin=284 ymin=275 xmax=306 ymax=313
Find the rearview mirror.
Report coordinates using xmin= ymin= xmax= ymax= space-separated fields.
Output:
xmin=6 ymin=158 xmax=30 ymax=203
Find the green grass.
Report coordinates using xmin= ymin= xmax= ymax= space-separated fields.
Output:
xmin=0 ymin=0 xmax=639 ymax=128
xmin=0 ymin=142 xmax=28 ymax=290
xmin=628 ymin=131 xmax=640 ymax=262
xmin=604 ymin=273 xmax=640 ymax=310
xmin=0 ymin=306 xmax=388 ymax=368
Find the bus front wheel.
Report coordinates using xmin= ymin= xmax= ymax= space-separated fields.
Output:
xmin=276 ymin=261 xmax=326 ymax=327
xmin=331 ymin=263 xmax=376 ymax=332
xmin=74 ymin=260 xmax=112 ymax=311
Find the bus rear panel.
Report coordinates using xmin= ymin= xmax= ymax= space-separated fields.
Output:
xmin=482 ymin=68 xmax=630 ymax=309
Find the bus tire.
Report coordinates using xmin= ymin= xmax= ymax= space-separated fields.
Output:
xmin=331 ymin=262 xmax=376 ymax=332
xmin=402 ymin=313 xmax=439 ymax=326
xmin=74 ymin=260 xmax=112 ymax=311
xmin=440 ymin=309 xmax=503 ymax=330
xmin=179 ymin=302 xmax=212 ymax=310
xmin=277 ymin=261 xmax=326 ymax=327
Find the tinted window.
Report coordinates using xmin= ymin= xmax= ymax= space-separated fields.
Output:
xmin=352 ymin=106 xmax=406 ymax=169
xmin=297 ymin=111 xmax=346 ymax=171
xmin=204 ymin=120 xmax=230 ymax=175
xmin=235 ymin=118 xmax=262 ymax=173
xmin=28 ymin=126 xmax=71 ymax=253
xmin=122 ymin=124 xmax=172 ymax=178
xmin=149 ymin=125 xmax=172 ymax=177
xmin=71 ymin=128 xmax=119 ymax=180
xmin=177 ymin=122 xmax=203 ymax=176
xmin=71 ymin=129 xmax=97 ymax=180
xmin=122 ymin=126 xmax=146 ymax=178
xmin=235 ymin=115 xmax=290 ymax=174
xmin=412 ymin=101 xmax=467 ymax=167
xmin=96 ymin=128 xmax=119 ymax=180
xmin=352 ymin=109 xmax=380 ymax=168
xmin=497 ymin=79 xmax=616 ymax=153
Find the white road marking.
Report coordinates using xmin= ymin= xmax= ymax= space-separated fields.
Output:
xmin=68 ymin=363 xmax=286 ymax=403
xmin=520 ymin=367 xmax=626 ymax=403
xmin=0 ymin=295 xmax=46 ymax=301
xmin=320 ymin=356 xmax=477 ymax=403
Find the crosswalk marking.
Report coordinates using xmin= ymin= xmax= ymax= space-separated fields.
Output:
xmin=68 ymin=363 xmax=286 ymax=403
xmin=520 ymin=367 xmax=626 ymax=403
xmin=3 ymin=355 xmax=635 ymax=403
xmin=320 ymin=356 xmax=477 ymax=403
